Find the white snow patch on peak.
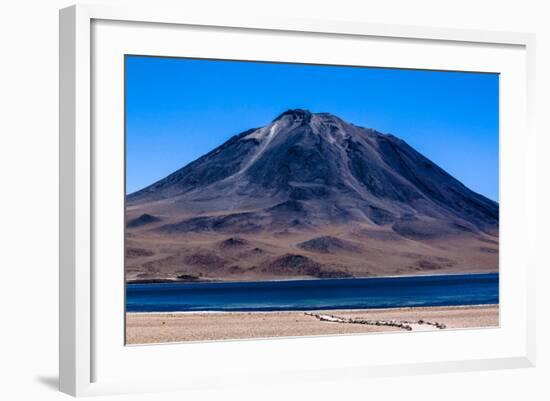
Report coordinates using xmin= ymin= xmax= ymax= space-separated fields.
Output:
xmin=236 ymin=121 xmax=281 ymax=174
xmin=243 ymin=127 xmax=267 ymax=141
xmin=244 ymin=121 xmax=280 ymax=140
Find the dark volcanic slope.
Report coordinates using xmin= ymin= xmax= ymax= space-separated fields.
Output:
xmin=128 ymin=109 xmax=498 ymax=239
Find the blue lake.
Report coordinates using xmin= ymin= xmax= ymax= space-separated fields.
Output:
xmin=126 ymin=273 xmax=499 ymax=312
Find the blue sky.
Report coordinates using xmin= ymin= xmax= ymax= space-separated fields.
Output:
xmin=126 ymin=56 xmax=499 ymax=201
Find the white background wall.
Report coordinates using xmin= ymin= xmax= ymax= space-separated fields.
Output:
xmin=0 ymin=0 xmax=548 ymax=400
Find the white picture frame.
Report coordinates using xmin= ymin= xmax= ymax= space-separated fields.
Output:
xmin=59 ymin=4 xmax=536 ymax=397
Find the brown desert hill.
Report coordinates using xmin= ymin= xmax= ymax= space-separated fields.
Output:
xmin=297 ymin=236 xmax=360 ymax=253
xmin=127 ymin=213 xmax=162 ymax=228
xmin=125 ymin=109 xmax=498 ymax=282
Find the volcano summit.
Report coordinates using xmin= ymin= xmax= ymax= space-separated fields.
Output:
xmin=126 ymin=109 xmax=498 ymax=282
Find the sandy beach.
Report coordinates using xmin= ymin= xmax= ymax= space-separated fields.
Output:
xmin=126 ymin=304 xmax=498 ymax=344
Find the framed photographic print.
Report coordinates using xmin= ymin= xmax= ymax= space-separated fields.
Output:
xmin=59 ymin=4 xmax=536 ymax=396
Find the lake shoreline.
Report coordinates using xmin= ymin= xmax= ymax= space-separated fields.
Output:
xmin=126 ymin=270 xmax=499 ymax=285
xmin=126 ymin=304 xmax=499 ymax=344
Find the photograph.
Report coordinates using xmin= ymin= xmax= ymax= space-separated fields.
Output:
xmin=124 ymin=56 xmax=499 ymax=345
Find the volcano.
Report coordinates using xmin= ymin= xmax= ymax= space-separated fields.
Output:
xmin=126 ymin=109 xmax=498 ymax=282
